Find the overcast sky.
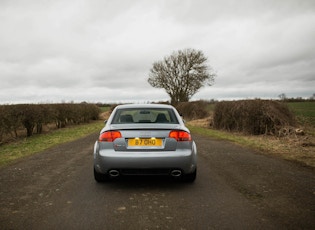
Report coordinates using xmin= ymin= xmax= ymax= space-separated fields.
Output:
xmin=1 ymin=0 xmax=314 ymax=104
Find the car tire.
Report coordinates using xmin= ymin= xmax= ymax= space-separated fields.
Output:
xmin=183 ymin=169 xmax=197 ymax=183
xmin=94 ymin=168 xmax=109 ymax=182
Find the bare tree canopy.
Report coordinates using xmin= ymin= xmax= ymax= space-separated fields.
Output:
xmin=148 ymin=48 xmax=215 ymax=104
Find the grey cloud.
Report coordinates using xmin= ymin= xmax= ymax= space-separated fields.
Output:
xmin=0 ymin=0 xmax=314 ymax=104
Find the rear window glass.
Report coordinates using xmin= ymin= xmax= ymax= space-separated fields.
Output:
xmin=111 ymin=108 xmax=179 ymax=124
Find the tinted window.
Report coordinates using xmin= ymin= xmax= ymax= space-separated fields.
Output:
xmin=111 ymin=108 xmax=179 ymax=124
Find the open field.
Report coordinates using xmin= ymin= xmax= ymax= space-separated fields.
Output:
xmin=287 ymin=101 xmax=315 ymax=126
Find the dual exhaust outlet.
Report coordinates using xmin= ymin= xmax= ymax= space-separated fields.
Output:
xmin=170 ymin=170 xmax=182 ymax=177
xmin=108 ymin=170 xmax=120 ymax=177
xmin=108 ymin=169 xmax=182 ymax=177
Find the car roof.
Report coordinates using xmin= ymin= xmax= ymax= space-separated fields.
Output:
xmin=115 ymin=104 xmax=175 ymax=109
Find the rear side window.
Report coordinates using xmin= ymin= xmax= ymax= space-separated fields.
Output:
xmin=111 ymin=108 xmax=179 ymax=124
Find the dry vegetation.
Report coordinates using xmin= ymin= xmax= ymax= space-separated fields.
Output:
xmin=213 ymin=100 xmax=296 ymax=135
xmin=176 ymin=101 xmax=209 ymax=120
xmin=186 ymin=100 xmax=315 ymax=168
xmin=188 ymin=116 xmax=315 ymax=167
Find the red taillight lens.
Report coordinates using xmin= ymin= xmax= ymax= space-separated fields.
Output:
xmin=99 ymin=131 xmax=122 ymax=142
xmin=169 ymin=130 xmax=192 ymax=141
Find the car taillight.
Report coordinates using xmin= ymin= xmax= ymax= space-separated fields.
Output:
xmin=169 ymin=130 xmax=192 ymax=141
xmin=99 ymin=131 xmax=122 ymax=142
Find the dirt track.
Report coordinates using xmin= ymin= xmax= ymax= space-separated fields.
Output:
xmin=0 ymin=132 xmax=314 ymax=229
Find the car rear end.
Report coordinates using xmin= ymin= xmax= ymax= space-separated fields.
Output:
xmin=93 ymin=104 xmax=197 ymax=182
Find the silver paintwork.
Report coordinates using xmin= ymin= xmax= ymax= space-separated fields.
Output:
xmin=93 ymin=104 xmax=197 ymax=180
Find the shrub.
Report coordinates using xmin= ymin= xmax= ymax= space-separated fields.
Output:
xmin=0 ymin=103 xmax=101 ymax=140
xmin=1 ymin=105 xmax=24 ymax=139
xmin=176 ymin=100 xmax=209 ymax=120
xmin=19 ymin=104 xmax=39 ymax=136
xmin=213 ymin=100 xmax=296 ymax=135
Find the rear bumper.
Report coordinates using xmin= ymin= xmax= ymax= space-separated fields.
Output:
xmin=94 ymin=142 xmax=197 ymax=175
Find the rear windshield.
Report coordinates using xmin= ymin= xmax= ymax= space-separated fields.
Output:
xmin=111 ymin=108 xmax=179 ymax=124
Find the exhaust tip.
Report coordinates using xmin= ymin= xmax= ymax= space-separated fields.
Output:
xmin=109 ymin=170 xmax=120 ymax=177
xmin=171 ymin=170 xmax=182 ymax=177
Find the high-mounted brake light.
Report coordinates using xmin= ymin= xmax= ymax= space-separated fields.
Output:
xmin=99 ymin=131 xmax=122 ymax=142
xmin=169 ymin=130 xmax=192 ymax=141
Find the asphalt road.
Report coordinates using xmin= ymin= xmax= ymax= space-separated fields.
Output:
xmin=0 ymin=132 xmax=314 ymax=230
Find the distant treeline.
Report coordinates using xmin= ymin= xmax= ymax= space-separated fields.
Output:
xmin=0 ymin=103 xmax=100 ymax=141
xmin=279 ymin=97 xmax=315 ymax=102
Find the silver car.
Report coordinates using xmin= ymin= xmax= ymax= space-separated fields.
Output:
xmin=93 ymin=104 xmax=197 ymax=182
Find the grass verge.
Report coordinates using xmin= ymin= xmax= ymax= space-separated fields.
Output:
xmin=188 ymin=125 xmax=264 ymax=150
xmin=188 ymin=125 xmax=315 ymax=168
xmin=0 ymin=121 xmax=104 ymax=168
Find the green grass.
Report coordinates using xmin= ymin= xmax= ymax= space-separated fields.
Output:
xmin=99 ymin=106 xmax=111 ymax=112
xmin=187 ymin=125 xmax=297 ymax=158
xmin=286 ymin=102 xmax=315 ymax=126
xmin=0 ymin=121 xmax=104 ymax=167
xmin=188 ymin=125 xmax=257 ymax=147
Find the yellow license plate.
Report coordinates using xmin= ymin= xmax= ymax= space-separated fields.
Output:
xmin=128 ymin=138 xmax=162 ymax=147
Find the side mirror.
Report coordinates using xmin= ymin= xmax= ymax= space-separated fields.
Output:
xmin=104 ymin=120 xmax=107 ymax=124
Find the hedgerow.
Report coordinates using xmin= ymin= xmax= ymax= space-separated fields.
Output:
xmin=176 ymin=100 xmax=209 ymax=120
xmin=0 ymin=103 xmax=100 ymax=142
xmin=213 ymin=100 xmax=296 ymax=135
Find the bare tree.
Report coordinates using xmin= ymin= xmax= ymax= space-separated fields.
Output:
xmin=148 ymin=49 xmax=215 ymax=104
xmin=278 ymin=93 xmax=287 ymax=100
